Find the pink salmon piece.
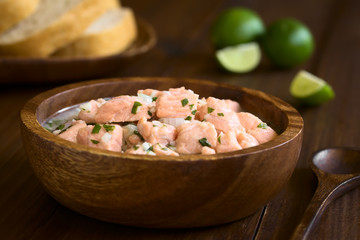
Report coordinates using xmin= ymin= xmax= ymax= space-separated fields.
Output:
xmin=156 ymin=87 xmax=199 ymax=118
xmin=237 ymin=131 xmax=259 ymax=149
xmin=137 ymin=117 xmax=177 ymax=145
xmin=125 ymin=145 xmax=148 ymax=155
xmin=58 ymin=120 xmax=87 ymax=143
xmin=176 ymin=120 xmax=217 ymax=154
xmin=248 ymin=127 xmax=277 ymax=144
xmin=237 ymin=112 xmax=262 ymax=131
xmin=153 ymin=143 xmax=179 ymax=156
xmin=76 ymin=124 xmax=122 ymax=152
xmin=216 ymin=131 xmax=242 ymax=153
xmin=225 ymin=99 xmax=241 ymax=112
xmin=95 ymin=96 xmax=153 ymax=123
xmin=78 ymin=98 xmax=106 ymax=123
xmin=137 ymin=89 xmax=163 ymax=97
xmin=201 ymin=146 xmax=216 ymax=155
xmin=198 ymin=97 xmax=245 ymax=134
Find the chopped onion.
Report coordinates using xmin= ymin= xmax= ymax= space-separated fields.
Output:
xmin=148 ymin=90 xmax=159 ymax=97
xmin=167 ymin=144 xmax=176 ymax=151
xmin=53 ymin=130 xmax=61 ymax=135
xmin=101 ymin=132 xmax=112 ymax=143
xmin=79 ymin=102 xmax=91 ymax=112
xmin=122 ymin=124 xmax=138 ymax=139
xmin=197 ymin=98 xmax=206 ymax=107
xmin=149 ymin=106 xmax=156 ymax=114
xmin=96 ymin=98 xmax=107 ymax=107
xmin=137 ymin=93 xmax=153 ymax=105
xmin=142 ymin=142 xmax=152 ymax=151
xmin=159 ymin=118 xmax=190 ymax=128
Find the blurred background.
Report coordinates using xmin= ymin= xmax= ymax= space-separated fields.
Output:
xmin=0 ymin=0 xmax=359 ymax=239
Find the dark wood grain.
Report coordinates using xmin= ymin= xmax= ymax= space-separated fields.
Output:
xmin=1 ymin=0 xmax=360 ymax=239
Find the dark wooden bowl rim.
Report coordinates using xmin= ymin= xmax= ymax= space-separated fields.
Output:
xmin=22 ymin=77 xmax=304 ymax=162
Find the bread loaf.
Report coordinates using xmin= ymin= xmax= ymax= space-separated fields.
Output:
xmin=0 ymin=0 xmax=119 ymax=57
xmin=54 ymin=7 xmax=137 ymax=58
xmin=0 ymin=0 xmax=39 ymax=34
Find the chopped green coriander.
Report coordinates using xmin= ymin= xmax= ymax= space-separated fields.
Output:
xmin=56 ymin=124 xmax=65 ymax=130
xmin=52 ymin=120 xmax=65 ymax=126
xmin=167 ymin=144 xmax=176 ymax=151
xmin=191 ymin=110 xmax=197 ymax=115
xmin=257 ymin=123 xmax=268 ymax=129
xmin=103 ymin=124 xmax=115 ymax=132
xmin=59 ymin=129 xmax=68 ymax=134
xmin=131 ymin=101 xmax=142 ymax=114
xmin=185 ymin=116 xmax=192 ymax=121
xmin=189 ymin=104 xmax=194 ymax=110
xmin=133 ymin=145 xmax=139 ymax=150
xmin=152 ymin=97 xmax=158 ymax=102
xmin=133 ymin=130 xmax=145 ymax=141
xmin=55 ymin=124 xmax=68 ymax=134
xmin=91 ymin=139 xmax=99 ymax=144
xmin=217 ymin=113 xmax=224 ymax=116
xmin=80 ymin=108 xmax=90 ymax=113
xmin=199 ymin=137 xmax=211 ymax=147
xmin=217 ymin=135 xmax=222 ymax=144
xmin=153 ymin=124 xmax=158 ymax=127
xmin=45 ymin=127 xmax=52 ymax=132
xmin=181 ymin=98 xmax=189 ymax=107
xmin=147 ymin=146 xmax=154 ymax=152
xmin=161 ymin=147 xmax=168 ymax=151
xmin=92 ymin=124 xmax=101 ymax=134
xmin=147 ymin=110 xmax=152 ymax=117
xmin=207 ymin=107 xmax=215 ymax=113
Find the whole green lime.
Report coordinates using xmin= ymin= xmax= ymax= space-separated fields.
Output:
xmin=210 ymin=7 xmax=265 ymax=49
xmin=261 ymin=18 xmax=314 ymax=68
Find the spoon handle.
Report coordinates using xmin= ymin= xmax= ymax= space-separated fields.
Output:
xmin=290 ymin=175 xmax=360 ymax=240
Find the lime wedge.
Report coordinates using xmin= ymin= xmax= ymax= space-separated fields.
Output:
xmin=290 ymin=70 xmax=335 ymax=105
xmin=215 ymin=42 xmax=261 ymax=73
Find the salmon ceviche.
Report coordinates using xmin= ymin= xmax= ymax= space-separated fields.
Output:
xmin=44 ymin=87 xmax=278 ymax=156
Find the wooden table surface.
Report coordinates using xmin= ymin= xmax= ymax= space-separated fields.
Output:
xmin=1 ymin=0 xmax=359 ymax=239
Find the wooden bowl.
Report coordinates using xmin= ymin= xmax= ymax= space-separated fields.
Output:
xmin=0 ymin=17 xmax=156 ymax=84
xmin=20 ymin=77 xmax=304 ymax=228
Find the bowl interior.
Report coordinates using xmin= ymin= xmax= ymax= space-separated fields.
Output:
xmin=37 ymin=78 xmax=289 ymax=137
xmin=22 ymin=77 xmax=304 ymax=228
xmin=35 ymin=78 xmax=294 ymax=158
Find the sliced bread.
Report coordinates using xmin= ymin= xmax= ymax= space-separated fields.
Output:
xmin=0 ymin=0 xmax=120 ymax=57
xmin=54 ymin=7 xmax=137 ymax=58
xmin=0 ymin=0 xmax=39 ymax=34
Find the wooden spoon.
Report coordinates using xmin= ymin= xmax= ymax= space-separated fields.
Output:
xmin=291 ymin=147 xmax=360 ymax=240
